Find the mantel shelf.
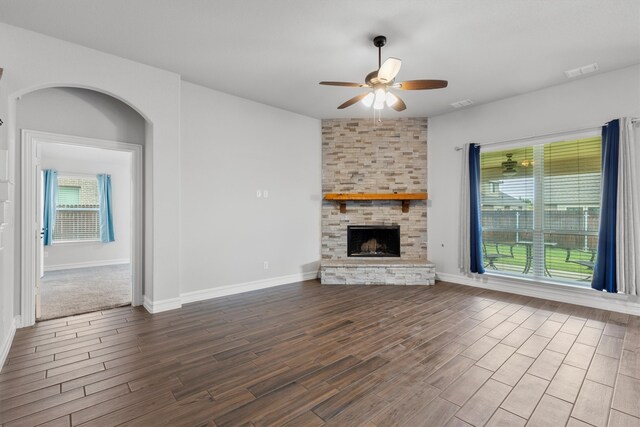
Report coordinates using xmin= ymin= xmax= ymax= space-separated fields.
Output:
xmin=324 ymin=192 xmax=428 ymax=213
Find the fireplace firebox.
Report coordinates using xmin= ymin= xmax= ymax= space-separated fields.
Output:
xmin=347 ymin=225 xmax=400 ymax=257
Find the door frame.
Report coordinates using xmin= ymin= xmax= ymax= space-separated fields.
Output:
xmin=21 ymin=130 xmax=143 ymax=326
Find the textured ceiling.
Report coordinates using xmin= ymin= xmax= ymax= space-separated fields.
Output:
xmin=1 ymin=0 xmax=639 ymax=118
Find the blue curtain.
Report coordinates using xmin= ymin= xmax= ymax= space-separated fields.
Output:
xmin=592 ymin=120 xmax=619 ymax=292
xmin=469 ymin=144 xmax=485 ymax=274
xmin=42 ymin=170 xmax=58 ymax=246
xmin=97 ymin=174 xmax=115 ymax=243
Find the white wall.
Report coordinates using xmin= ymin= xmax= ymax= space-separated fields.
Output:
xmin=0 ymin=22 xmax=182 ymax=348
xmin=427 ymin=64 xmax=640 ymax=311
xmin=180 ymin=82 xmax=321 ymax=295
xmin=40 ymin=144 xmax=131 ymax=270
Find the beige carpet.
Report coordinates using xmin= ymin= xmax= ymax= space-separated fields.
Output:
xmin=39 ymin=264 xmax=132 ymax=320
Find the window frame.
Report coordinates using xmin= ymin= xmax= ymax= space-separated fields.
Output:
xmin=479 ymin=129 xmax=602 ymax=287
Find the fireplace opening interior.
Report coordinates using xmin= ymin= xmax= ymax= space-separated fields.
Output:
xmin=347 ymin=225 xmax=401 ymax=257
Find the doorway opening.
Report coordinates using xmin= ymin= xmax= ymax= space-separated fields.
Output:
xmin=21 ymin=130 xmax=143 ymax=324
xmin=14 ymin=86 xmax=147 ymax=327
xmin=37 ymin=143 xmax=133 ymax=320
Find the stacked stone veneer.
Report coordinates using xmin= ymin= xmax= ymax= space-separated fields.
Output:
xmin=321 ymin=117 xmax=434 ymax=285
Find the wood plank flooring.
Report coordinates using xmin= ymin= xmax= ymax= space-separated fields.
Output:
xmin=1 ymin=280 xmax=639 ymax=426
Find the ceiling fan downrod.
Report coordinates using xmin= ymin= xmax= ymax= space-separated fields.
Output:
xmin=373 ymin=35 xmax=386 ymax=69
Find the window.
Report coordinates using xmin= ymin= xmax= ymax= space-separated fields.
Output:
xmin=53 ymin=176 xmax=100 ymax=242
xmin=480 ymin=135 xmax=601 ymax=285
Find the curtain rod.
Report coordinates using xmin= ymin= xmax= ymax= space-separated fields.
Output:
xmin=454 ymin=118 xmax=639 ymax=151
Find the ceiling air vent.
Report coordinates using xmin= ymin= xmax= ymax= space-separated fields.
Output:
xmin=450 ymin=99 xmax=473 ymax=109
xmin=564 ymin=63 xmax=599 ymax=79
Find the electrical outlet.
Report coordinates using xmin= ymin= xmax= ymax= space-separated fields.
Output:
xmin=256 ymin=190 xmax=261 ymax=198
xmin=263 ymin=261 xmax=269 ymax=270
xmin=263 ymin=190 xmax=269 ymax=198
xmin=44 ymin=251 xmax=49 ymax=258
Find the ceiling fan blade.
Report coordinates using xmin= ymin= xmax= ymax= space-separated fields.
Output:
xmin=391 ymin=94 xmax=407 ymax=112
xmin=319 ymin=81 xmax=368 ymax=87
xmin=338 ymin=93 xmax=369 ymax=109
xmin=396 ymin=80 xmax=448 ymax=90
xmin=378 ymin=57 xmax=402 ymax=83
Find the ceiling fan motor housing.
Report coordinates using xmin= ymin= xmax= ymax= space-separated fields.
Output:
xmin=365 ymin=71 xmax=390 ymax=86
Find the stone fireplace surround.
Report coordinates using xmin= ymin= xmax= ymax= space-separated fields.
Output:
xmin=320 ymin=118 xmax=435 ymax=285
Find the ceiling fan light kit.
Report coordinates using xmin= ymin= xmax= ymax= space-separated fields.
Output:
xmin=319 ymin=35 xmax=448 ymax=114
xmin=361 ymin=92 xmax=375 ymax=107
xmin=385 ymin=92 xmax=399 ymax=107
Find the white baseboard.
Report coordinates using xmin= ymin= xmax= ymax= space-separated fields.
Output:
xmin=436 ymin=271 xmax=640 ymax=316
xmin=180 ymin=271 xmax=319 ymax=305
xmin=44 ymin=258 xmax=130 ymax=272
xmin=141 ymin=271 xmax=319 ymax=314
xmin=143 ymin=295 xmax=182 ymax=314
xmin=0 ymin=316 xmax=19 ymax=373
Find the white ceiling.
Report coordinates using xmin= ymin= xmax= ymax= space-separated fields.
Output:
xmin=1 ymin=0 xmax=639 ymax=119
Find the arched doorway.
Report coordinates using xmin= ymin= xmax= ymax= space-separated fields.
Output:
xmin=15 ymin=86 xmax=145 ymax=324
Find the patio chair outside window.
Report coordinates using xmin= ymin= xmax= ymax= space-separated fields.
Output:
xmin=564 ymin=248 xmax=596 ymax=280
xmin=483 ymin=242 xmax=514 ymax=269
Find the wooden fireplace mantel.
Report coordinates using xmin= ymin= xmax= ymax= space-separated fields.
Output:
xmin=324 ymin=192 xmax=428 ymax=213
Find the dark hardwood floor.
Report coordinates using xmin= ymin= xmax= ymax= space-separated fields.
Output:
xmin=1 ymin=280 xmax=639 ymax=426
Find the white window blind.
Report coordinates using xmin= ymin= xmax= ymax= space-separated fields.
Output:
xmin=53 ymin=176 xmax=100 ymax=242
xmin=479 ymin=135 xmax=601 ymax=284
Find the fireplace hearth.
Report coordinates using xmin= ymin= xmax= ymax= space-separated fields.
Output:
xmin=347 ymin=225 xmax=400 ymax=257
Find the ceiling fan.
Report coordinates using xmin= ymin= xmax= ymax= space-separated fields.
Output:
xmin=319 ymin=35 xmax=448 ymax=111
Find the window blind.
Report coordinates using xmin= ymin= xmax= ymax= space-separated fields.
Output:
xmin=479 ymin=136 xmax=601 ymax=284
xmin=543 ymin=137 xmax=601 ymax=279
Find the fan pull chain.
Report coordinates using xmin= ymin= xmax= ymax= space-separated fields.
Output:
xmin=373 ymin=109 xmax=383 ymax=127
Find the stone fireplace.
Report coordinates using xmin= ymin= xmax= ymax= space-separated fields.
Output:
xmin=320 ymin=118 xmax=435 ymax=285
